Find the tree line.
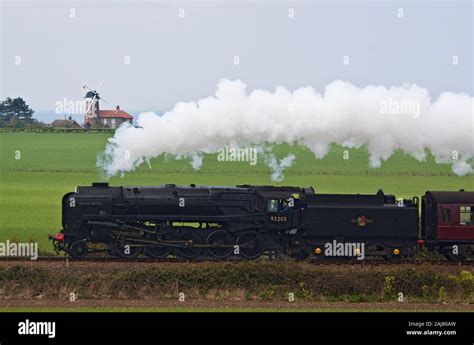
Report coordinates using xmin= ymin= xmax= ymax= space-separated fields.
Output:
xmin=0 ymin=97 xmax=45 ymax=128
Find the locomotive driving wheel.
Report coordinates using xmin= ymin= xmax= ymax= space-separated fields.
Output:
xmin=206 ymin=230 xmax=235 ymax=259
xmin=175 ymin=230 xmax=204 ymax=259
xmin=143 ymin=232 xmax=174 ymax=258
xmin=113 ymin=241 xmax=143 ymax=259
xmin=236 ymin=231 xmax=265 ymax=259
xmin=69 ymin=240 xmax=88 ymax=258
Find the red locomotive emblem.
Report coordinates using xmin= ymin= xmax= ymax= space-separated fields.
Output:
xmin=351 ymin=215 xmax=373 ymax=227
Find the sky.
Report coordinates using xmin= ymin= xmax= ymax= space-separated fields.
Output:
xmin=0 ymin=0 xmax=472 ymax=124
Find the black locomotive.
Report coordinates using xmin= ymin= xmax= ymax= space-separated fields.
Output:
xmin=49 ymin=183 xmax=474 ymax=260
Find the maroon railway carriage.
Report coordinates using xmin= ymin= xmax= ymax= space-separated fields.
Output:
xmin=421 ymin=190 xmax=474 ymax=260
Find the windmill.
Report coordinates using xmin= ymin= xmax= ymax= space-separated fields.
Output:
xmin=83 ymin=79 xmax=110 ymax=126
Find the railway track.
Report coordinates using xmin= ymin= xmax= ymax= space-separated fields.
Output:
xmin=0 ymin=256 xmax=473 ymax=266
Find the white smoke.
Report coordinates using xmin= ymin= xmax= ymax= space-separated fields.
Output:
xmin=190 ymin=154 xmax=203 ymax=171
xmin=98 ymin=79 xmax=473 ymax=179
xmin=452 ymin=161 xmax=473 ymax=176
xmin=264 ymin=153 xmax=296 ymax=182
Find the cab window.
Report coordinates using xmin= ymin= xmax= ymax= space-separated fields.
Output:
xmin=460 ymin=206 xmax=473 ymax=225
xmin=267 ymin=199 xmax=279 ymax=212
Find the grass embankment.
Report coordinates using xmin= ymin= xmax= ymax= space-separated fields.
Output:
xmin=0 ymin=261 xmax=472 ymax=305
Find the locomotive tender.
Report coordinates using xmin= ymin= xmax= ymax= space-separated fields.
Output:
xmin=49 ymin=183 xmax=474 ymax=260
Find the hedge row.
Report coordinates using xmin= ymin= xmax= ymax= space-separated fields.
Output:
xmin=0 ymin=261 xmax=472 ymax=303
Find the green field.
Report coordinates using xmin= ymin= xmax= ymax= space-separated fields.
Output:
xmin=0 ymin=132 xmax=472 ymax=253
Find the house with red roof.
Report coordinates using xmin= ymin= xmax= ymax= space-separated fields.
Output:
xmin=97 ymin=106 xmax=133 ymax=129
xmin=84 ymin=90 xmax=133 ymax=128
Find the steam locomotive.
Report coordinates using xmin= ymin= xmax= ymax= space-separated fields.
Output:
xmin=49 ymin=183 xmax=474 ymax=261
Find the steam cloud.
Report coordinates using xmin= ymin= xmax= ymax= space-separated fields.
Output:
xmin=264 ymin=153 xmax=296 ymax=182
xmin=98 ymin=80 xmax=473 ymax=180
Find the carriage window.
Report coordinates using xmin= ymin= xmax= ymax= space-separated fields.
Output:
xmin=441 ymin=208 xmax=451 ymax=223
xmin=460 ymin=206 xmax=472 ymax=225
xmin=267 ymin=199 xmax=279 ymax=212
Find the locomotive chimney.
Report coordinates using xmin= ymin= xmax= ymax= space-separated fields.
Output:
xmin=92 ymin=182 xmax=109 ymax=187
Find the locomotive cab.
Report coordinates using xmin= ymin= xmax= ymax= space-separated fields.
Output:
xmin=257 ymin=189 xmax=305 ymax=231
